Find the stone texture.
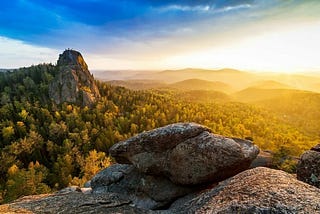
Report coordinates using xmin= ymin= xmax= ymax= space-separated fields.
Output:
xmin=169 ymin=167 xmax=320 ymax=214
xmin=311 ymin=143 xmax=320 ymax=152
xmin=110 ymin=123 xmax=210 ymax=164
xmin=250 ymin=150 xmax=273 ymax=168
xmin=297 ymin=144 xmax=320 ymax=188
xmin=49 ymin=49 xmax=100 ymax=106
xmin=110 ymin=123 xmax=259 ymax=185
xmin=0 ymin=192 xmax=151 ymax=214
xmin=90 ymin=164 xmax=194 ymax=210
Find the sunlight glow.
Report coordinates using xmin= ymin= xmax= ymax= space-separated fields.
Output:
xmin=164 ymin=22 xmax=320 ymax=73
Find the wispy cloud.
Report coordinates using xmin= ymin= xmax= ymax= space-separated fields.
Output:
xmin=216 ymin=4 xmax=252 ymax=13
xmin=158 ymin=4 xmax=211 ymax=12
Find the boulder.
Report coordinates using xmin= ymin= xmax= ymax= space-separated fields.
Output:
xmin=297 ymin=144 xmax=320 ymax=188
xmin=110 ymin=123 xmax=259 ymax=185
xmin=169 ymin=167 xmax=320 ymax=213
xmin=90 ymin=164 xmax=194 ymax=210
xmin=110 ymin=123 xmax=210 ymax=164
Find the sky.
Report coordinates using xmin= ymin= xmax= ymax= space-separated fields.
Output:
xmin=1 ymin=0 xmax=320 ymax=73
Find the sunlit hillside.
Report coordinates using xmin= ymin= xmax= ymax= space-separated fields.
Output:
xmin=169 ymin=79 xmax=234 ymax=93
xmin=248 ymin=80 xmax=295 ymax=90
xmin=96 ymin=68 xmax=320 ymax=93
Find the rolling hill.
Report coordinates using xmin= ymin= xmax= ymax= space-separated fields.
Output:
xmin=248 ymin=80 xmax=295 ymax=90
xmin=107 ymin=79 xmax=167 ymax=90
xmin=233 ymin=88 xmax=311 ymax=103
xmin=169 ymin=79 xmax=234 ymax=93
xmin=256 ymin=91 xmax=320 ymax=137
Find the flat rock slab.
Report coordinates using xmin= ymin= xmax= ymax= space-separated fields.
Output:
xmin=110 ymin=123 xmax=259 ymax=185
xmin=0 ymin=192 xmax=150 ymax=214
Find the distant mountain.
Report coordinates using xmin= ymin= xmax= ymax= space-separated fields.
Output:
xmin=260 ymin=73 xmax=320 ymax=92
xmin=127 ymin=68 xmax=257 ymax=89
xmin=160 ymin=68 xmax=243 ymax=75
xmin=95 ymin=68 xmax=320 ymax=93
xmin=233 ymin=88 xmax=309 ymax=103
xmin=249 ymin=80 xmax=295 ymax=90
xmin=107 ymin=79 xmax=167 ymax=90
xmin=169 ymin=79 xmax=234 ymax=93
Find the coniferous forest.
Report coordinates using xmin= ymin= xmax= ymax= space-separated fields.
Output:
xmin=0 ymin=63 xmax=319 ymax=203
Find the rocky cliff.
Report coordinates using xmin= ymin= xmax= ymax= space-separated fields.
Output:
xmin=49 ymin=50 xmax=100 ymax=106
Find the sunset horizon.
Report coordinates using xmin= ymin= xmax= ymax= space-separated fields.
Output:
xmin=1 ymin=0 xmax=320 ymax=74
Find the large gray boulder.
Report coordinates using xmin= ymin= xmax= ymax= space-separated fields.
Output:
xmin=90 ymin=164 xmax=194 ymax=210
xmin=110 ymin=123 xmax=210 ymax=164
xmin=297 ymin=144 xmax=320 ymax=188
xmin=110 ymin=123 xmax=259 ymax=185
xmin=169 ymin=167 xmax=320 ymax=213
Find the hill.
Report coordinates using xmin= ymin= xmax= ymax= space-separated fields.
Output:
xmin=137 ymin=68 xmax=257 ymax=89
xmin=233 ymin=88 xmax=309 ymax=103
xmin=233 ymin=87 xmax=320 ymax=137
xmin=257 ymin=92 xmax=320 ymax=137
xmin=248 ymin=80 xmax=295 ymax=89
xmin=107 ymin=79 xmax=167 ymax=90
xmin=169 ymin=79 xmax=234 ymax=93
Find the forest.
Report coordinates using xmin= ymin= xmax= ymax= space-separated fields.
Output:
xmin=0 ymin=64 xmax=319 ymax=203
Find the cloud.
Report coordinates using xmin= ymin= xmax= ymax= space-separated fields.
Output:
xmin=157 ymin=4 xmax=211 ymax=13
xmin=1 ymin=0 xmax=320 ymax=71
xmin=0 ymin=37 xmax=59 ymax=68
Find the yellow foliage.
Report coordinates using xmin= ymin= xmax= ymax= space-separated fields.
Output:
xmin=7 ymin=165 xmax=19 ymax=176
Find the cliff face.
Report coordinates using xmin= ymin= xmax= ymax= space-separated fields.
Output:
xmin=49 ymin=50 xmax=100 ymax=106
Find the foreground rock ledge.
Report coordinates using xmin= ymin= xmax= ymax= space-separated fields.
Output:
xmin=0 ymin=192 xmax=150 ymax=214
xmin=169 ymin=167 xmax=320 ymax=213
xmin=110 ymin=123 xmax=259 ymax=185
xmin=1 ymin=167 xmax=320 ymax=213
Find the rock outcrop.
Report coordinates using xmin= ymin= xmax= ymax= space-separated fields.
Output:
xmin=91 ymin=164 xmax=194 ymax=209
xmin=0 ymin=192 xmax=150 ymax=214
xmin=110 ymin=123 xmax=259 ymax=185
xmin=49 ymin=49 xmax=100 ymax=106
xmin=169 ymin=167 xmax=320 ymax=213
xmin=297 ymin=143 xmax=320 ymax=188
xmin=2 ymin=167 xmax=320 ymax=213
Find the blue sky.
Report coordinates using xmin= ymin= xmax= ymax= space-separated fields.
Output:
xmin=1 ymin=0 xmax=320 ymax=73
